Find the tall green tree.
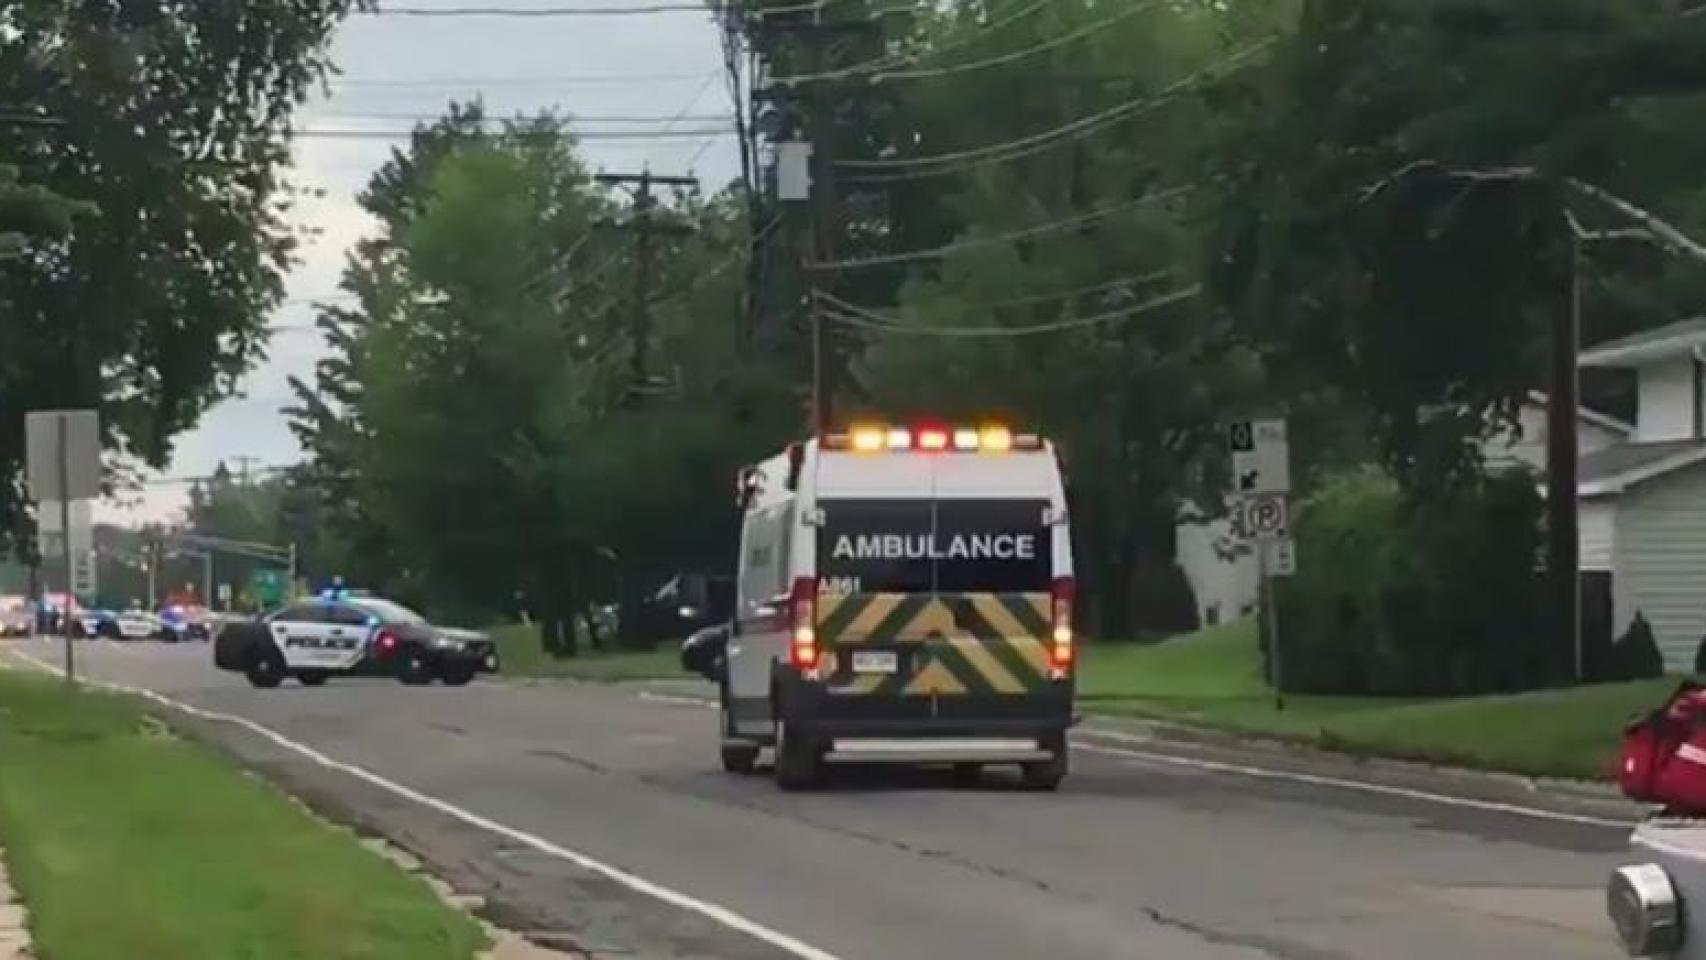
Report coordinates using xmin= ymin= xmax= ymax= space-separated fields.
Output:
xmin=0 ymin=0 xmax=363 ymax=546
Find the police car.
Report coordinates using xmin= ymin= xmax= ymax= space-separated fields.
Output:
xmin=214 ymin=591 xmax=498 ymax=688
xmin=697 ymin=424 xmax=1075 ymax=790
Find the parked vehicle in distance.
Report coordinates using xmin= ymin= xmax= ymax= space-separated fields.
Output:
xmin=0 ymin=596 xmax=31 ymax=637
xmin=214 ymin=591 xmax=499 ymax=688
xmin=113 ymin=608 xmax=166 ymax=641
xmin=158 ymin=604 xmax=212 ymax=642
xmin=75 ymin=609 xmax=119 ymax=639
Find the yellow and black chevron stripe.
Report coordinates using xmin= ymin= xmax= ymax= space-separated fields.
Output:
xmin=816 ymin=593 xmax=1054 ymax=697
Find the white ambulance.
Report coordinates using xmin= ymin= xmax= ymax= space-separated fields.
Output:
xmin=715 ymin=424 xmax=1076 ymax=790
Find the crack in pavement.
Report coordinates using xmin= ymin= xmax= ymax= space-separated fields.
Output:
xmin=1140 ymin=906 xmax=1356 ymax=960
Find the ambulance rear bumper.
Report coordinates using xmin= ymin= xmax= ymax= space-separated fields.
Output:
xmin=777 ymin=673 xmax=1074 ymax=744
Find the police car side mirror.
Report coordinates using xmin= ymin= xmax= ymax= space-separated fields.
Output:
xmin=1043 ymin=506 xmax=1068 ymax=527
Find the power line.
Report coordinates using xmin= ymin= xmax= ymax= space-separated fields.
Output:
xmin=838 ymin=36 xmax=1276 ymax=174
xmin=327 ymin=71 xmax=714 ymax=87
xmin=769 ymin=0 xmax=1049 ymax=85
xmin=289 ymin=126 xmax=736 ymax=141
xmin=871 ymin=0 xmax=1161 ymax=83
xmin=818 ymin=284 xmax=1202 ymax=337
xmin=366 ymin=4 xmax=709 ymax=16
xmin=305 ymin=109 xmax=737 ymax=124
xmin=818 ymin=267 xmax=1177 ymax=316
xmin=806 ymin=186 xmax=1191 ymax=271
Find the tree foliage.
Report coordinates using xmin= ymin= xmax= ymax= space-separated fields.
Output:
xmin=0 ymin=0 xmax=362 ymax=548
xmin=289 ymin=112 xmax=794 ymax=649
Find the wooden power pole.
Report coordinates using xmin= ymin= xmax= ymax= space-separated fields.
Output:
xmin=595 ymin=171 xmax=698 ymax=388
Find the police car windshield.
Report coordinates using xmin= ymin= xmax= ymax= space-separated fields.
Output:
xmin=817 ymin=498 xmax=1051 ymax=594
xmin=350 ymin=598 xmax=428 ymax=625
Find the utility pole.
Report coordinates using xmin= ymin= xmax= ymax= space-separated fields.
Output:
xmin=1549 ymin=211 xmax=1582 ymax=683
xmin=595 ymin=171 xmax=697 ymax=390
xmin=803 ymin=24 xmax=844 ymax=438
xmin=229 ymin=455 xmax=261 ymax=485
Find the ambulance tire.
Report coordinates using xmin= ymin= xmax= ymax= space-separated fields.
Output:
xmin=773 ymin=715 xmax=821 ymax=791
xmin=718 ymin=692 xmax=759 ymax=774
xmin=1021 ymin=734 xmax=1068 ymax=792
xmin=721 ymin=742 xmax=760 ymax=774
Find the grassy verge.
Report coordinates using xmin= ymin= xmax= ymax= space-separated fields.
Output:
xmin=0 ymin=668 xmax=487 ymax=960
xmin=491 ymin=624 xmax=683 ymax=681
xmin=1081 ymin=619 xmax=1676 ymax=781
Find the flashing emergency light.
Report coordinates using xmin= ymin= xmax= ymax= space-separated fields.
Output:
xmin=851 ymin=427 xmax=885 ymax=452
xmin=830 ymin=424 xmax=1041 ymax=454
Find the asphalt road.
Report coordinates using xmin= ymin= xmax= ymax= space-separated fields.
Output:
xmin=4 ymin=638 xmax=1629 ymax=960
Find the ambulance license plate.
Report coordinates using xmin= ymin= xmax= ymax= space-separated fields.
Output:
xmin=852 ymin=650 xmax=898 ymax=675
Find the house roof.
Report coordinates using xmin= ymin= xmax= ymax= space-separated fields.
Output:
xmin=1524 ymin=390 xmax=1633 ymax=436
xmin=1579 ymin=439 xmax=1706 ymax=497
xmin=1580 ymin=317 xmax=1706 ymax=369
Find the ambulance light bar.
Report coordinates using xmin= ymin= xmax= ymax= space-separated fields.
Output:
xmin=827 ymin=425 xmax=1041 ymax=453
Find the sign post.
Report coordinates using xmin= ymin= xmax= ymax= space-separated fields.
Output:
xmin=1229 ymin=419 xmax=1292 ymax=710
xmin=26 ymin=410 xmax=99 ymax=686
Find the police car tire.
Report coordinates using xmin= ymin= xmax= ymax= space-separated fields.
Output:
xmin=773 ymin=718 xmax=821 ymax=791
xmin=245 ymin=652 xmax=285 ymax=689
xmin=398 ymin=649 xmax=434 ymax=686
xmin=296 ymin=670 xmax=329 ymax=687
xmin=440 ymin=664 xmax=476 ymax=686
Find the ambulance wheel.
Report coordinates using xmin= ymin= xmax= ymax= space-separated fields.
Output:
xmin=952 ymin=763 xmax=984 ymax=786
xmin=296 ymin=670 xmax=329 ymax=687
xmin=1021 ymin=735 xmax=1068 ymax=792
xmin=398 ymin=649 xmax=434 ymax=686
xmin=721 ymin=742 xmax=760 ymax=774
xmin=718 ymin=693 xmax=759 ymax=774
xmin=245 ymin=651 xmax=285 ymax=689
xmin=773 ymin=717 xmax=821 ymax=791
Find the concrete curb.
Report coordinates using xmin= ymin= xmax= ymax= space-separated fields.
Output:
xmin=0 ymin=845 xmax=33 ymax=960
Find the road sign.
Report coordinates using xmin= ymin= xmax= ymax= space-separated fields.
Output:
xmin=35 ymin=499 xmax=92 ymax=559
xmin=250 ymin=569 xmax=286 ymax=606
xmin=1235 ymin=494 xmax=1289 ymax=542
xmin=217 ymin=582 xmax=233 ymax=604
xmin=1229 ymin=418 xmax=1290 ymax=495
xmin=71 ymin=550 xmax=97 ymax=601
xmin=25 ymin=410 xmax=101 ymax=502
xmin=1267 ymin=537 xmax=1297 ymax=577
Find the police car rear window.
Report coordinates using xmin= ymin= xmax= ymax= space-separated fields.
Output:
xmin=817 ymin=499 xmax=1050 ymax=595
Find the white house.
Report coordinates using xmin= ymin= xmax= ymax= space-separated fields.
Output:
xmin=1577 ymin=317 xmax=1706 ymax=670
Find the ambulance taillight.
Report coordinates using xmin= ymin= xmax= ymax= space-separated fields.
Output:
xmin=1050 ymin=577 xmax=1075 ymax=677
xmin=788 ymin=576 xmax=819 ymax=672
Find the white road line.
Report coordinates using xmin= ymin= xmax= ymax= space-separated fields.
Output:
xmin=3 ymin=649 xmax=841 ymax=960
xmin=1073 ymin=737 xmax=1634 ymax=830
xmin=638 ymin=690 xmax=718 ymax=709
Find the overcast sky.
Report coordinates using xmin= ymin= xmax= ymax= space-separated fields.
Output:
xmin=101 ymin=1 xmax=739 ymax=525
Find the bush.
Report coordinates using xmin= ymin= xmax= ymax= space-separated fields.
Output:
xmin=1612 ymin=613 xmax=1665 ymax=681
xmin=1270 ymin=467 xmax=1546 ymax=696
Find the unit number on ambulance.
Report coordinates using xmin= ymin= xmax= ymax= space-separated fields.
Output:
xmin=820 ymin=577 xmax=862 ymax=598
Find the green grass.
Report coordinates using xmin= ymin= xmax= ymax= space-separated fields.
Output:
xmin=490 ymin=624 xmax=684 ymax=681
xmin=1080 ymin=619 xmax=1678 ymax=780
xmin=0 ymin=669 xmax=488 ymax=960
